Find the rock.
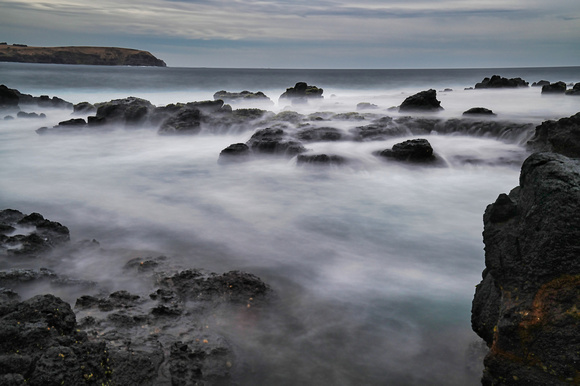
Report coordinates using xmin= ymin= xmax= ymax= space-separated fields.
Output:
xmin=218 ymin=143 xmax=251 ymax=164
xmin=296 ymin=154 xmax=347 ymax=166
xmin=532 ymin=80 xmax=550 ymax=87
xmin=93 ymin=97 xmax=155 ymax=126
xmin=213 ymin=90 xmax=273 ymax=105
xmin=157 ymin=100 xmax=239 ymax=135
xmin=0 ymin=209 xmax=70 ymax=256
xmin=471 ymin=152 xmax=580 ymax=385
xmin=565 ymin=82 xmax=580 ymax=96
xmin=0 ymin=84 xmax=20 ymax=107
xmin=375 ymin=138 xmax=437 ymax=163
xmin=541 ymin=81 xmax=567 ymax=94
xmin=527 ymin=112 xmax=580 ymax=158
xmin=399 ymin=89 xmax=443 ymax=112
xmin=462 ymin=107 xmax=496 ymax=116
xmin=73 ymin=102 xmax=96 ymax=115
xmin=246 ymin=127 xmax=307 ymax=156
xmin=474 ymin=75 xmax=529 ymax=89
xmin=279 ymin=82 xmax=323 ymax=104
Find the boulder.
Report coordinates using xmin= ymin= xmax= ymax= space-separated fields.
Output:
xmin=16 ymin=111 xmax=45 ymax=119
xmin=357 ymin=102 xmax=379 ymax=110
xmin=246 ymin=127 xmax=307 ymax=156
xmin=472 ymin=152 xmax=580 ymax=385
xmin=474 ymin=75 xmax=529 ymax=89
xmin=527 ymin=112 xmax=580 ymax=158
xmin=462 ymin=107 xmax=496 ymax=116
xmin=541 ymin=81 xmax=567 ymax=94
xmin=279 ymin=82 xmax=323 ymax=104
xmin=399 ymin=89 xmax=443 ymax=112
xmin=93 ymin=97 xmax=155 ymax=126
xmin=565 ymin=82 xmax=580 ymax=96
xmin=218 ymin=143 xmax=251 ymax=164
xmin=73 ymin=102 xmax=96 ymax=114
xmin=375 ymin=138 xmax=437 ymax=163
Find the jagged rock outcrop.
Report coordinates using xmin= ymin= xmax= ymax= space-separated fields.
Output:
xmin=0 ymin=45 xmax=166 ymax=67
xmin=474 ymin=75 xmax=529 ymax=89
xmin=527 ymin=112 xmax=580 ymax=158
xmin=399 ymin=89 xmax=443 ymax=112
xmin=0 ymin=85 xmax=73 ymax=111
xmin=565 ymin=83 xmax=580 ymax=96
xmin=472 ymin=152 xmax=580 ymax=385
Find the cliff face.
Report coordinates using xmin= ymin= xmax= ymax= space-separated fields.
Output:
xmin=0 ymin=45 xmax=166 ymax=67
xmin=472 ymin=113 xmax=580 ymax=385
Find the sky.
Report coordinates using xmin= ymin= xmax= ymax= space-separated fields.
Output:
xmin=0 ymin=0 xmax=579 ymax=69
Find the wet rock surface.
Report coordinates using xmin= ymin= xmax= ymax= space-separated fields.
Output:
xmin=471 ymin=152 xmax=580 ymax=385
xmin=527 ymin=112 xmax=580 ymax=158
xmin=279 ymin=82 xmax=323 ymax=104
xmin=0 ymin=209 xmax=273 ymax=385
xmin=375 ymin=138 xmax=438 ymax=163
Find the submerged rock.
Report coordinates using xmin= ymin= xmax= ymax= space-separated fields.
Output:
xmin=474 ymin=75 xmax=529 ymax=89
xmin=218 ymin=143 xmax=251 ymax=164
xmin=531 ymin=80 xmax=550 ymax=87
xmin=246 ymin=127 xmax=307 ymax=156
xmin=296 ymin=154 xmax=347 ymax=166
xmin=399 ymin=89 xmax=443 ymax=112
xmin=213 ymin=90 xmax=273 ymax=105
xmin=472 ymin=152 xmax=580 ymax=385
xmin=527 ymin=112 xmax=580 ymax=158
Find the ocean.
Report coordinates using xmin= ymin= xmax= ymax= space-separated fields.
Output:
xmin=1 ymin=63 xmax=579 ymax=385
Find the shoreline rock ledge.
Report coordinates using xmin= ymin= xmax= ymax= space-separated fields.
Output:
xmin=471 ymin=151 xmax=580 ymax=385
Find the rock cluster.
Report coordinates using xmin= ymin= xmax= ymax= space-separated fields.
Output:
xmin=399 ymin=89 xmax=443 ymax=112
xmin=474 ymin=75 xmax=529 ymax=88
xmin=0 ymin=210 xmax=273 ymax=385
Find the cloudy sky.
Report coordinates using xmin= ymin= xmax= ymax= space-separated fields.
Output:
xmin=1 ymin=0 xmax=579 ymax=68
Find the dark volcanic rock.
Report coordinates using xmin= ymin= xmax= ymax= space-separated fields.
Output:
xmin=463 ymin=107 xmax=496 ymax=116
xmin=357 ymin=102 xmax=379 ymax=110
xmin=541 ymin=81 xmax=567 ymax=94
xmin=279 ymin=82 xmax=323 ymax=104
xmin=246 ymin=127 xmax=307 ymax=156
xmin=73 ymin=101 xmax=96 ymax=114
xmin=0 ymin=84 xmax=20 ymax=107
xmin=16 ymin=111 xmax=45 ymax=119
xmin=376 ymin=138 xmax=437 ymax=163
xmin=0 ymin=209 xmax=70 ymax=256
xmin=399 ymin=89 xmax=443 ymax=112
xmin=218 ymin=143 xmax=251 ymax=164
xmin=93 ymin=97 xmax=155 ymax=126
xmin=527 ymin=112 xmax=580 ymax=158
xmin=565 ymin=82 xmax=580 ymax=96
xmin=472 ymin=152 xmax=580 ymax=385
xmin=474 ymin=75 xmax=529 ymax=89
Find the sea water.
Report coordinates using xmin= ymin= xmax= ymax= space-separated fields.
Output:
xmin=0 ymin=63 xmax=579 ymax=385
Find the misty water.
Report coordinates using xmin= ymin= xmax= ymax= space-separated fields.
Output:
xmin=1 ymin=64 xmax=579 ymax=385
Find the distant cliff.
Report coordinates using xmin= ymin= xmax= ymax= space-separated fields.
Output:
xmin=0 ymin=44 xmax=166 ymax=67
